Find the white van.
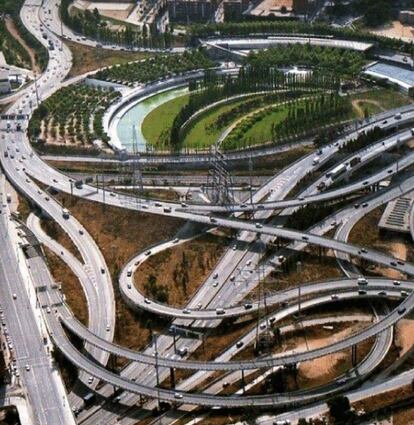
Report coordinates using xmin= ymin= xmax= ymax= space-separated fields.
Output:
xmin=357 ymin=277 xmax=368 ymax=285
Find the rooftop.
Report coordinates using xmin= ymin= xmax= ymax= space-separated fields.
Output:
xmin=364 ymin=62 xmax=414 ymax=90
xmin=0 ymin=69 xmax=9 ymax=81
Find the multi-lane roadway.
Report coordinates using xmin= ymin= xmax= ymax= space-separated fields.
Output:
xmin=4 ymin=1 xmax=414 ymax=423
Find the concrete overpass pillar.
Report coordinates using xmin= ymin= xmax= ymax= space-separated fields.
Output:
xmin=351 ymin=344 xmax=357 ymax=367
xmin=170 ymin=367 xmax=175 ymax=389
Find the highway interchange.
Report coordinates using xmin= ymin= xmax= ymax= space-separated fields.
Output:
xmin=2 ymin=1 xmax=414 ymax=424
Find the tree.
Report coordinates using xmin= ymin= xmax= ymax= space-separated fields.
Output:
xmin=92 ymin=8 xmax=101 ymax=22
xmin=327 ymin=395 xmax=352 ymax=423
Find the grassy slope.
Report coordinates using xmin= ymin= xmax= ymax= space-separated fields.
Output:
xmin=236 ymin=108 xmax=288 ymax=147
xmin=141 ymin=94 xmax=189 ymax=149
xmin=143 ymin=94 xmax=280 ymax=150
xmin=182 ymin=98 xmax=259 ymax=149
xmin=66 ymin=41 xmax=153 ymax=77
xmin=350 ymin=88 xmax=411 ymax=117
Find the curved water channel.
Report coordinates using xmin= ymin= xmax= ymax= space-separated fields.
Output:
xmin=117 ymin=86 xmax=188 ymax=152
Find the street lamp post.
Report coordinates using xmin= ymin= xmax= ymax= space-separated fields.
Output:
xmin=153 ymin=333 xmax=161 ymax=410
xmin=34 ymin=73 xmax=40 ymax=107
xmin=296 ymin=261 xmax=302 ymax=318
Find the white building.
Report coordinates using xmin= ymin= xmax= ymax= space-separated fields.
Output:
xmin=0 ymin=70 xmax=11 ymax=95
xmin=364 ymin=62 xmax=414 ymax=97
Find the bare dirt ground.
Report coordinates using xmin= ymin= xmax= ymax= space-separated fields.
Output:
xmin=73 ymin=0 xmax=134 ymax=20
xmin=352 ymin=317 xmax=414 ymax=422
xmin=43 ymin=247 xmax=88 ymax=325
xmin=264 ymin=250 xmax=342 ymax=293
xmin=54 ymin=192 xmax=182 ymax=367
xmin=134 ymin=233 xmax=229 ymax=307
xmin=352 ymin=99 xmax=385 ymax=118
xmin=370 ymin=21 xmax=414 ymax=42
xmin=5 ymin=17 xmax=39 ymax=73
xmin=235 ymin=322 xmax=374 ymax=397
xmin=354 ymin=384 xmax=413 ymax=417
xmin=395 ymin=318 xmax=414 ymax=356
xmin=40 ymin=218 xmax=83 ymax=262
xmin=394 ymin=404 xmax=414 ymax=425
xmin=250 ymin=0 xmax=292 ymax=15
xmin=66 ymin=41 xmax=151 ymax=77
xmin=296 ymin=324 xmax=373 ymax=388
xmin=349 ymin=206 xmax=409 ymax=279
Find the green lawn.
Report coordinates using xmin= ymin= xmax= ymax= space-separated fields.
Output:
xmin=143 ymin=93 xmax=265 ymax=150
xmin=182 ymin=97 xmax=259 ymax=149
xmin=141 ymin=94 xmax=189 ymax=149
xmin=222 ymin=107 xmax=288 ymax=150
xmin=350 ymin=88 xmax=411 ymax=118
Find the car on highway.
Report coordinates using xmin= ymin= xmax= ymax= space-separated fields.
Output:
xmin=357 ymin=277 xmax=368 ymax=285
xmin=177 ymin=347 xmax=188 ymax=357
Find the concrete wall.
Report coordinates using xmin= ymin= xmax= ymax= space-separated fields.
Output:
xmin=84 ymin=77 xmax=125 ymax=91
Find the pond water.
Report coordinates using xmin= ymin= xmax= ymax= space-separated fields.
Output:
xmin=117 ymin=86 xmax=188 ymax=152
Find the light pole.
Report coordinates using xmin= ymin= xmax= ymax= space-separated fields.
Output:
xmin=153 ymin=333 xmax=160 ymax=410
xmin=296 ymin=261 xmax=302 ymax=318
xmin=248 ymin=156 xmax=253 ymax=208
xmin=60 ymin=14 xmax=64 ymax=51
xmin=34 ymin=73 xmax=40 ymax=107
